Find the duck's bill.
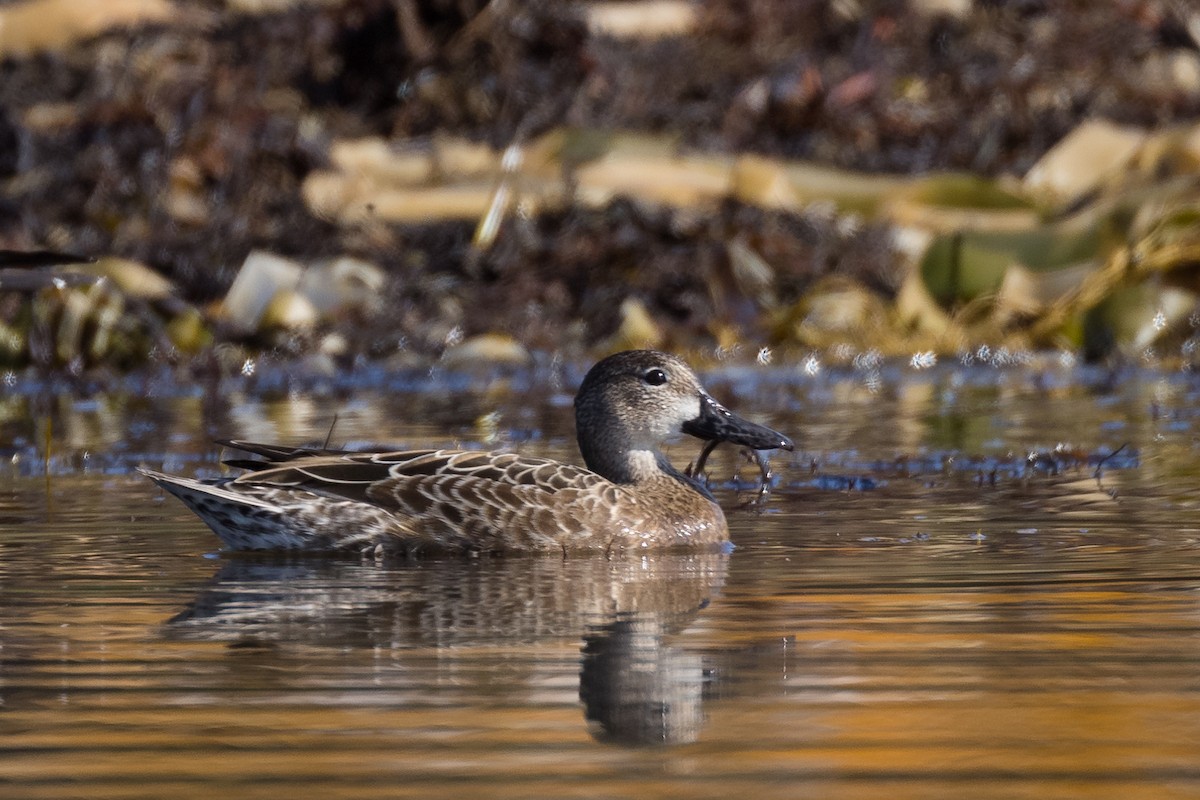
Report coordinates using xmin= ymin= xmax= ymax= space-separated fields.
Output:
xmin=682 ymin=393 xmax=794 ymax=451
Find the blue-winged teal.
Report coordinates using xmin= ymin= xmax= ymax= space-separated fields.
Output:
xmin=141 ymin=350 xmax=793 ymax=554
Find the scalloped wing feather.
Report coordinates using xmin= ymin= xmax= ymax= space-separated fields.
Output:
xmin=362 ymin=472 xmax=627 ymax=551
xmin=230 ymin=449 xmax=609 ymax=498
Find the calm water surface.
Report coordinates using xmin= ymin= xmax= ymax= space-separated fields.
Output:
xmin=2 ymin=363 xmax=1200 ymax=799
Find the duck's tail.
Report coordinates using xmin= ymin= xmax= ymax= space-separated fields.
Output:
xmin=139 ymin=467 xmax=310 ymax=550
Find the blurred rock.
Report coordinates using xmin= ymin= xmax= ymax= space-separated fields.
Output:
xmin=786 ymin=277 xmax=889 ymax=348
xmin=221 ymin=251 xmax=387 ymax=334
xmin=1084 ymin=284 xmax=1197 ymax=358
xmin=732 ymin=156 xmax=805 ymax=211
xmin=220 ymin=251 xmax=304 ymax=334
xmin=442 ymin=333 xmax=532 ymax=366
xmin=733 ymin=156 xmax=905 ymax=215
xmin=0 ymin=0 xmax=173 ymax=57
xmin=330 ymin=138 xmax=435 ymax=186
xmin=884 ymin=174 xmax=1038 ymax=234
xmin=318 ymin=332 xmax=349 ymax=358
xmin=298 ymin=256 xmax=385 ymax=317
xmin=20 ymin=102 xmax=79 ymax=132
xmin=726 ymin=237 xmax=776 ymax=307
xmin=433 ymin=136 xmax=499 ymax=178
xmin=166 ymin=308 xmax=212 ymax=354
xmin=69 ymin=257 xmax=177 ymax=301
xmin=1023 ymin=120 xmax=1147 ymax=207
xmin=261 ymin=289 xmax=318 ymax=331
xmin=165 ymin=158 xmax=210 ymax=227
xmin=910 ymin=0 xmax=972 ymax=18
xmin=994 ymin=262 xmax=1097 ymax=325
xmin=604 ymin=298 xmax=664 ymax=351
xmin=584 ymin=1 xmax=699 ymax=39
xmin=227 ymin=0 xmax=346 ymax=14
xmin=576 ymin=153 xmax=733 ymax=209
xmin=1138 ymin=50 xmax=1200 ymax=101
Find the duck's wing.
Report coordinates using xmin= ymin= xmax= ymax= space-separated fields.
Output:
xmin=223 ymin=448 xmax=621 ymax=551
xmin=226 ymin=447 xmax=611 ymax=503
xmin=217 ymin=439 xmax=352 ymax=470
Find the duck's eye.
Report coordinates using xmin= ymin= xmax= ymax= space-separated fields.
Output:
xmin=643 ymin=368 xmax=668 ymax=386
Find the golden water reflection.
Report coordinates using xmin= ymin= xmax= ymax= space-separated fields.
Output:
xmin=3 ymin=367 xmax=1200 ymax=798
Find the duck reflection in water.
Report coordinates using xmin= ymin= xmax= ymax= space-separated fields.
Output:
xmin=580 ymin=615 xmax=705 ymax=745
xmin=167 ymin=550 xmax=779 ymax=746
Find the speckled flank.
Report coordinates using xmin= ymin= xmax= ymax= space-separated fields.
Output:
xmin=142 ymin=350 xmax=793 ymax=554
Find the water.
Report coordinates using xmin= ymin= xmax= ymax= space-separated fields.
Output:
xmin=3 ymin=363 xmax=1200 ymax=799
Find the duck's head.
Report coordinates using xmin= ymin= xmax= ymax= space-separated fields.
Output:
xmin=574 ymin=350 xmax=793 ymax=483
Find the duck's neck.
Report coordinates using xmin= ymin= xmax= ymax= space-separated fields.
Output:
xmin=580 ymin=440 xmax=657 ymax=484
xmin=583 ymin=446 xmax=714 ymax=499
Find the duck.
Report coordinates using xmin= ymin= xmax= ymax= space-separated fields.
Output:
xmin=141 ymin=349 xmax=793 ymax=555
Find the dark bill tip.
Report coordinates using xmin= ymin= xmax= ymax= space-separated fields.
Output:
xmin=682 ymin=393 xmax=794 ymax=451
